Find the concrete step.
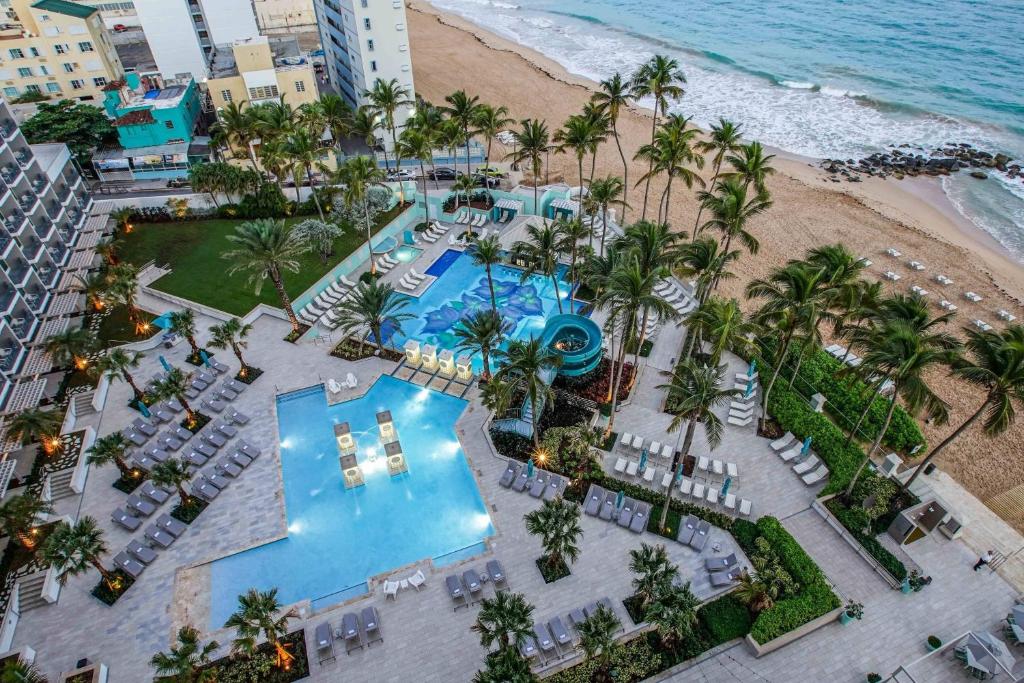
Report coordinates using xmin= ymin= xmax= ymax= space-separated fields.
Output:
xmin=47 ymin=469 xmax=76 ymax=502
xmin=71 ymin=392 xmax=95 ymax=417
xmin=17 ymin=573 xmax=48 ymax=612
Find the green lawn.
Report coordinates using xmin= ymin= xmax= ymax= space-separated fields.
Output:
xmin=119 ymin=207 xmax=407 ymax=316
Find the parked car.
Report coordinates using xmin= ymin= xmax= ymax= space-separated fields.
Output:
xmin=473 ymin=174 xmax=501 ymax=188
xmin=425 ymin=167 xmax=458 ymax=181
xmin=387 ymin=169 xmax=417 ymax=181
xmin=112 ymin=24 xmax=128 ymax=32
xmin=476 ymin=166 xmax=505 ymax=178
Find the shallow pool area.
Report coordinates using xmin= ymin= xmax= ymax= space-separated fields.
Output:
xmin=393 ymin=245 xmax=422 ymax=263
xmin=207 ymin=376 xmax=492 ymax=626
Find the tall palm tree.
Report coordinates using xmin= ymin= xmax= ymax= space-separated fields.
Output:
xmin=469 ymin=235 xmax=503 ymax=313
xmin=494 ymin=337 xmax=562 ymax=447
xmin=523 ymin=497 xmax=583 ymax=570
xmin=150 ymin=625 xmax=219 ymax=683
xmin=41 ymin=517 xmax=114 ymax=587
xmin=152 ymin=368 xmax=198 ymax=424
xmin=332 ymin=281 xmax=414 ymax=355
xmin=397 ymin=127 xmax=436 ymax=225
xmin=554 ymin=115 xmax=595 ymax=207
xmin=592 ymin=73 xmax=632 ymax=221
xmin=258 ymin=137 xmax=290 ymax=191
xmin=351 ymin=105 xmax=383 ymax=158
xmin=630 ymin=55 xmax=686 ymax=219
xmin=686 ymin=297 xmax=759 ymax=367
xmin=634 ymin=114 xmax=704 ymax=224
xmin=107 ymin=262 xmax=146 ymax=334
xmin=284 ymin=129 xmax=330 ymax=219
xmin=5 ymin=407 xmax=62 ymax=452
xmin=73 ymin=271 xmax=109 ymax=312
xmin=835 ymin=279 xmax=884 ymax=365
xmin=693 ymin=118 xmax=744 ymax=233
xmin=451 ymin=174 xmax=478 ymax=228
xmin=317 ymin=92 xmax=354 ymax=161
xmin=677 ymin=236 xmax=739 ymax=308
xmin=212 ymin=101 xmax=259 ymax=169
xmin=44 ymin=327 xmax=97 ymax=371
xmin=223 ymin=219 xmax=306 ymax=332
xmin=656 ymin=361 xmax=739 ymax=529
xmin=366 ymin=78 xmax=412 ymax=172
xmin=252 ymin=97 xmax=297 ymax=144
xmin=443 ymin=90 xmax=482 ymax=175
xmin=208 ymin=318 xmax=253 ymax=373
xmin=903 ymin=325 xmax=1024 ymax=492
xmin=335 ymin=156 xmax=387 ymax=275
xmin=473 ymin=103 xmax=514 ymax=166
xmin=224 ymin=587 xmax=295 ymax=666
xmin=629 ymin=542 xmax=677 ymax=609
xmin=577 ymin=604 xmax=621 ymax=682
xmin=698 ymin=178 xmax=772 ymax=290
xmin=511 ymin=221 xmax=565 ymax=314
xmin=151 ymin=457 xmax=192 ymax=509
xmin=168 ymin=309 xmax=201 ymax=359
xmin=86 ymin=432 xmax=135 ymax=481
xmin=472 ymin=647 xmax=536 ymax=683
xmin=579 ymin=101 xmax=609 ymax=188
xmin=724 ymin=141 xmax=776 ymax=193
xmin=471 ymin=591 xmax=534 ymax=652
xmin=555 ymin=216 xmax=591 ymax=306
xmin=506 ymin=119 xmax=550 ymax=214
xmin=0 ymin=494 xmax=52 ymax=548
xmin=437 ymin=118 xmax=467 ymax=174
xmin=587 ymin=175 xmax=627 ymax=254
xmin=646 ymin=583 xmax=700 ymax=651
xmin=455 ymin=310 xmax=510 ymax=381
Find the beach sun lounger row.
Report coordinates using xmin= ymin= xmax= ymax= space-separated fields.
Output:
xmin=583 ymin=484 xmax=649 ymax=533
xmin=398 ymin=267 xmax=428 ymax=292
xmin=653 ymin=279 xmax=696 ymax=316
xmin=328 ymin=606 xmax=382 ymax=656
xmin=444 ymin=560 xmax=507 ymax=610
xmin=498 ymin=461 xmax=567 ymax=501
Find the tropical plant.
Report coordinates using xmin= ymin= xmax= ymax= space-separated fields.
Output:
xmin=630 ymin=54 xmax=686 ymax=219
xmin=73 ymin=271 xmax=110 ymax=311
xmin=506 ymin=118 xmax=551 ymax=213
xmin=698 ymin=178 xmax=772 ymax=290
xmin=317 ymin=92 xmax=354 ymax=160
xmin=555 ymin=216 xmax=591 ymax=304
xmin=734 ymin=570 xmax=774 ymax=614
xmin=471 ymin=590 xmax=535 ymax=652
xmin=473 ymin=103 xmax=515 ymax=165
xmin=587 ymin=175 xmax=628 ymax=254
xmin=151 ymin=368 xmax=198 ymax=424
xmin=540 ymin=424 xmax=601 ymax=488
xmin=396 ymin=127 xmax=436 ymax=224
xmin=0 ymin=494 xmax=52 ymax=548
xmin=657 ymin=361 xmax=739 ymax=529
xmin=646 ymin=582 xmax=700 ymax=650
xmin=291 ymin=218 xmax=342 ymax=264
xmin=511 ymin=221 xmax=565 ymax=314
xmin=4 ymin=407 xmax=62 ymax=452
xmin=554 ymin=114 xmax=600 ymax=206
xmin=44 ymin=326 xmax=97 ymax=370
xmin=576 ymin=604 xmax=621 ymax=682
xmin=524 ymin=497 xmax=583 ymax=571
xmin=365 ymin=77 xmax=412 ymax=172
xmin=454 ymin=310 xmax=510 ymax=380
xmin=468 ymin=235 xmax=503 ymax=312
xmin=442 ymin=90 xmax=482 ymax=175
xmin=592 ymin=73 xmax=632 ymax=221
xmin=150 ymin=625 xmax=219 ymax=683
xmin=493 ymin=337 xmax=562 ymax=446
xmin=472 ymin=646 xmax=537 ymax=683
xmin=224 ymin=587 xmax=296 ymax=667
xmin=223 ymin=219 xmax=307 ymax=332
xmin=693 ymin=118 xmax=744 ymax=232
xmin=283 ymin=129 xmax=330 ymax=218
xmin=0 ymin=659 xmax=48 ymax=683
xmin=167 ymin=309 xmax=201 ymax=359
xmin=40 ymin=516 xmax=114 ymax=587
xmin=677 ymin=236 xmax=738 ymax=312
xmin=335 ymin=156 xmax=388 ymax=275
xmin=685 ymin=297 xmax=759 ymax=366
xmin=208 ymin=318 xmax=253 ymax=373
xmin=151 ymin=457 xmax=192 ymax=509
xmin=211 ymin=101 xmax=259 ymax=169
xmin=86 ymin=432 xmax=135 ymax=481
xmin=724 ymin=140 xmax=776 ymax=193
xmin=629 ymin=542 xmax=678 ymax=609
xmin=634 ymin=113 xmax=704 ymax=224
xmin=332 ymin=280 xmax=414 ymax=354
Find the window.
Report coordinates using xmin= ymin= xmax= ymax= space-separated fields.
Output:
xmin=45 ymin=83 xmax=61 ymax=93
xmin=62 ymin=63 xmax=74 ymax=73
xmin=16 ymin=67 xmax=32 ymax=78
xmin=165 ymin=121 xmax=174 ymax=129
xmin=370 ymin=60 xmax=377 ymax=72
xmin=246 ymin=84 xmax=279 ymax=100
xmin=54 ymin=44 xmax=67 ymax=54
xmin=220 ymin=89 xmax=232 ymax=103
xmin=38 ymin=66 xmax=49 ymax=76
xmin=361 ymin=0 xmax=367 ymax=6
xmin=8 ymin=49 xmax=23 ymax=59
xmin=28 ymin=47 xmax=39 ymax=57
xmin=363 ymin=17 xmax=371 ymax=30
xmin=367 ymin=39 xmax=374 ymax=51
xmin=69 ymin=79 xmax=84 ymax=90
xmin=2 ymin=87 xmax=17 ymax=98
xmin=294 ymin=80 xmax=305 ymax=92
xmin=77 ymin=41 xmax=94 ymax=52
xmin=24 ymin=85 xmax=40 ymax=94
xmin=92 ymin=77 xmax=106 ymax=87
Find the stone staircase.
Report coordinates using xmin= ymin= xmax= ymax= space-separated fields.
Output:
xmin=17 ymin=572 xmax=48 ymax=612
xmin=46 ymin=469 xmax=76 ymax=502
xmin=70 ymin=391 xmax=95 ymax=418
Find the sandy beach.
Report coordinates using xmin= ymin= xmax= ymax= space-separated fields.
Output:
xmin=407 ymin=0 xmax=1024 ymax=527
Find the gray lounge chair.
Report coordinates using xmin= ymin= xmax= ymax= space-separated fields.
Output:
xmin=122 ymin=428 xmax=146 ymax=446
xmin=677 ymin=515 xmax=698 ymax=545
xmin=599 ymin=491 xmax=617 ymax=521
xmin=705 ymin=553 xmax=738 ymax=572
xmin=314 ymin=622 xmax=335 ymax=664
xmin=126 ymin=494 xmax=156 ymax=517
xmin=629 ymin=502 xmax=650 ymax=533
xmin=152 ymin=404 xmax=174 ymax=423
xmin=211 ymin=358 xmax=230 ymax=374
xmin=216 ymin=458 xmax=242 ymax=478
xmin=202 ymin=469 xmax=230 ymax=489
xmin=184 ymin=385 xmax=201 ymax=400
xmin=226 ymin=378 xmax=247 ymax=393
xmin=131 ymin=455 xmax=156 ymax=472
xmin=218 ymin=386 xmax=238 ymax=401
xmin=132 ymin=418 xmax=158 ymax=437
xmin=202 ymin=398 xmax=225 ymax=413
xmin=709 ymin=567 xmax=741 ymax=588
xmin=113 ymin=551 xmax=144 ymax=578
xmin=145 ymin=524 xmax=174 ymax=548
xmin=534 ymin=622 xmax=558 ymax=660
xmin=127 ymin=539 xmax=157 ymax=564
xmin=144 ymin=446 xmax=170 ymax=462
xmin=511 ymin=467 xmax=530 ymax=492
xmin=361 ymin=606 xmax=382 ymax=646
xmin=463 ymin=569 xmax=483 ymax=603
xmin=486 ymin=559 xmax=507 ymax=591
xmin=112 ymin=508 xmax=141 ymax=531
xmin=157 ymin=514 xmax=187 ymax=537
xmin=197 ymin=371 xmax=216 ymax=384
xmin=583 ymin=484 xmax=603 ymax=516
xmin=158 ymin=433 xmax=183 ymax=451
xmin=616 ymin=498 xmax=634 ymax=528
xmin=215 ymin=421 xmax=238 ymax=438
xmin=543 ymin=474 xmax=565 ymax=500
xmin=195 ymin=479 xmax=220 ymax=501
xmin=238 ymin=440 xmax=261 ymax=457
xmin=529 ymin=471 xmax=549 ymax=497
xmin=186 ymin=451 xmax=209 ymax=468
xmin=338 ymin=612 xmax=362 ymax=653
xmin=228 ymin=408 xmax=250 ymax=425
xmin=140 ymin=482 xmax=171 ymax=505
xmin=193 ymin=442 xmax=215 ymax=457
xmin=690 ymin=520 xmax=711 ymax=551
xmin=173 ymin=426 xmax=194 ymax=442
xmin=519 ymin=635 xmax=539 ymax=662
xmin=499 ymin=461 xmax=520 ymax=487
xmin=568 ymin=608 xmax=587 ymax=632
xmin=191 ymin=378 xmax=209 ymax=391
xmin=167 ymin=398 xmax=185 ymax=412
xmin=445 ymin=575 xmax=468 ymax=610
xmin=229 ymin=450 xmax=252 ymax=467
xmin=203 ymin=432 xmax=226 ymax=450
xmin=549 ymin=616 xmax=573 ymax=648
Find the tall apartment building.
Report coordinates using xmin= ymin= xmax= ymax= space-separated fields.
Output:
xmin=0 ymin=0 xmax=124 ymax=103
xmin=133 ymin=0 xmax=258 ymax=82
xmin=208 ymin=35 xmax=317 ymax=112
xmin=312 ymin=0 xmax=414 ymax=118
xmin=68 ymin=0 xmax=140 ymax=29
xmin=0 ymin=99 xmax=92 ymax=410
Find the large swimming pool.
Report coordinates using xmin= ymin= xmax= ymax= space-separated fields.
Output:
xmin=207 ymin=376 xmax=493 ymax=626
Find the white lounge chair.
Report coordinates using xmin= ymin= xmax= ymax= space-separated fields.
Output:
xmin=422 ymin=231 xmax=439 ymax=243
xmin=408 ymin=569 xmax=426 ymax=590
xmin=408 ymin=268 xmax=427 ymax=282
xmin=399 ymin=275 xmax=418 ymax=291
xmin=384 ymin=580 xmax=400 ymax=600
xmin=723 ymin=493 xmax=736 ymax=511
xmin=619 ymin=432 xmax=633 ymax=448
xmin=661 ymin=471 xmax=674 ymax=488
xmin=650 ymin=441 xmax=662 ymax=456
xmin=780 ymin=445 xmax=802 ymax=462
xmin=739 ymin=498 xmax=752 ymax=516
xmin=342 ymin=372 xmax=358 ymax=389
xmin=613 ymin=457 xmax=627 ymax=473
xmin=661 ymin=444 xmax=672 ymax=459
xmin=327 ymin=378 xmax=342 ymax=394
xmin=625 ymin=460 xmax=639 ymax=477
xmin=726 ymin=462 xmax=738 ymax=478
xmin=793 ymin=455 xmax=821 ymax=475
xmin=802 ymin=465 xmax=829 ymax=485
xmin=727 ymin=415 xmax=752 ymax=427
xmin=642 ymin=466 xmax=656 ymax=483
xmin=678 ymin=478 xmax=693 ymax=496
xmin=697 ymin=456 xmax=709 ymax=473
xmin=770 ymin=432 xmax=795 ymax=451
xmin=706 ymin=487 xmax=719 ymax=505
xmin=691 ymin=482 xmax=705 ymax=500
xmin=712 ymin=459 xmax=724 ymax=476
xmin=631 ymin=434 xmax=643 ymax=450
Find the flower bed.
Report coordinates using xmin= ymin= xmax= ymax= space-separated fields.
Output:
xmin=552 ymin=358 xmax=634 ymax=403
xmin=330 ymin=337 xmax=403 ymax=362
xmin=199 ymin=630 xmax=309 ymax=683
xmin=112 ymin=474 xmax=143 ymax=494
xmin=235 ymin=366 xmax=263 ymax=384
xmin=284 ymin=324 xmax=310 ymax=343
xmin=824 ymin=497 xmax=908 ymax=581
xmin=181 ymin=412 xmax=211 ymax=434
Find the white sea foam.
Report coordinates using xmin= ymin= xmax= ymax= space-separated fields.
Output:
xmin=780 ymin=80 xmax=816 ymax=90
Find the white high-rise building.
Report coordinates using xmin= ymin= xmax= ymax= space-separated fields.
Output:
xmin=133 ymin=0 xmax=259 ymax=81
xmin=313 ymin=0 xmax=415 ymax=119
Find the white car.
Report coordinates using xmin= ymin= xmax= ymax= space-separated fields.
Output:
xmin=387 ymin=169 xmax=417 ymax=181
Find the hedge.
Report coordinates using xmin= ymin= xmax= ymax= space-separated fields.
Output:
xmin=825 ymin=498 xmax=908 ymax=581
xmin=699 ymin=594 xmax=752 ymax=644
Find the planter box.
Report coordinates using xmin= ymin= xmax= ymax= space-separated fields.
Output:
xmin=745 ymin=604 xmax=844 ymax=657
xmin=60 ymin=662 xmax=107 ymax=683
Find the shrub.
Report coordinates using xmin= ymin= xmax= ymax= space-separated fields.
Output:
xmin=552 ymin=358 xmax=634 ymax=403
xmin=215 ymin=203 xmax=241 ymax=219
xmin=825 ymin=498 xmax=908 ymax=580
xmin=545 ymin=635 xmax=661 ymax=683
xmin=238 ymin=182 xmax=291 ymax=219
xmin=699 ymin=594 xmax=752 ymax=645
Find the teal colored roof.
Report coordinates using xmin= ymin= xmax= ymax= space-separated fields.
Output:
xmin=31 ymin=0 xmax=96 ymax=19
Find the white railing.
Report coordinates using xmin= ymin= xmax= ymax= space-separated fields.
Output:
xmin=0 ymin=582 xmax=19 ymax=653
xmin=69 ymin=426 xmax=95 ymax=495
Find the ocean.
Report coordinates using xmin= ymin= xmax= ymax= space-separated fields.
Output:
xmin=427 ymin=0 xmax=1024 ymax=260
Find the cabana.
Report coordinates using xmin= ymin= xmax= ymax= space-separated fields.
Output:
xmin=547 ymin=198 xmax=579 ymax=220
xmin=491 ymin=198 xmax=525 ymax=224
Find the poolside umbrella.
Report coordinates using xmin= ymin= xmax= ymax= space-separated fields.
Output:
xmin=526 ymin=459 xmax=534 ymax=478
xmin=976 ymin=632 xmax=1015 ymax=671
xmin=801 ymin=436 xmax=813 ymax=455
xmin=200 ymin=349 xmax=211 ymax=368
xmin=748 ymin=359 xmax=757 ymax=377
xmin=137 ymin=400 xmax=150 ymax=418
xmin=743 ymin=380 xmax=753 ymax=399
xmin=638 ymin=449 xmax=648 ymax=472
xmin=615 ymin=490 xmax=625 ymax=510
xmin=159 ymin=355 xmax=171 ymax=372
xmin=676 ymin=466 xmax=684 ymax=482
xmin=721 ymin=477 xmax=732 ymax=497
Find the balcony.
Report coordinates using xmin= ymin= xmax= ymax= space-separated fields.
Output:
xmin=45 ymin=201 xmax=63 ymax=221
xmin=0 ymin=344 xmax=21 ymax=374
xmin=56 ymin=184 xmax=71 ymax=203
xmin=36 ymin=264 xmax=58 ymax=288
xmin=0 ymin=120 xmax=16 ymax=141
xmin=2 ymin=212 xmax=25 ymax=234
xmin=7 ymin=265 xmax=30 ymax=288
xmin=30 ymin=175 xmax=46 ymax=194
xmin=23 ymin=290 xmax=46 ymax=314
xmin=66 ymin=207 xmax=82 ymax=225
xmin=13 ymin=150 xmax=31 ymax=169
xmin=21 ymin=240 xmax=42 ymax=263
xmin=33 ymin=219 xmax=54 ymax=242
xmin=8 ymin=314 xmax=34 ymax=342
xmin=17 ymin=194 xmax=36 ymax=214
xmin=0 ymin=165 xmax=19 ymax=185
xmin=48 ymin=243 xmax=68 ymax=266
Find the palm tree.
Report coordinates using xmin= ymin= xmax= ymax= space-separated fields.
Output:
xmin=284 ymin=129 xmax=330 ymax=218
xmin=472 ymin=647 xmax=536 ymax=683
xmin=86 ymin=432 xmax=135 ymax=481
xmin=223 ymin=219 xmax=306 ymax=332
xmin=577 ymin=604 xmax=621 ymax=682
xmin=511 ymin=221 xmax=565 ymax=314
xmin=473 ymin=103 xmax=514 ymax=165
xmin=472 ymin=591 xmax=534 ymax=652
xmin=332 ymin=281 xmax=414 ymax=355
xmin=252 ymin=97 xmax=297 ymax=145
xmin=506 ymin=119 xmax=550 ymax=214
xmin=44 ymin=327 xmax=97 ymax=371
xmin=0 ymin=659 xmax=48 ymax=683
xmin=493 ymin=337 xmax=562 ymax=447
xmin=468 ymin=235 xmax=503 ymax=313
xmin=656 ymin=361 xmax=739 ymax=529
xmin=523 ymin=497 xmax=583 ymax=571
xmin=724 ymin=141 xmax=776 ymax=193
xmin=554 ymin=114 xmax=597 ymax=205
xmin=151 ymin=457 xmax=192 ymax=509
xmin=73 ymin=271 xmax=110 ymax=311
xmin=629 ymin=542 xmax=677 ymax=609
xmin=106 ymin=262 xmax=146 ymax=334
xmin=351 ymin=105 xmax=382 ymax=158
xmin=397 ymin=127 xmax=436 ymax=225
xmin=41 ymin=516 xmax=114 ymax=587
xmin=454 ymin=310 xmax=510 ymax=380
xmin=366 ymin=78 xmax=412 ymax=172
xmin=150 ymin=625 xmax=219 ymax=683
xmin=0 ymin=494 xmax=52 ymax=548
xmin=208 ymin=318 xmax=253 ymax=374
xmin=634 ymin=114 xmax=704 ymax=224
xmin=318 ymin=93 xmax=355 ymax=158
xmin=152 ymin=368 xmax=198 ymax=424
xmin=5 ymin=407 xmax=62 ymax=453
xmin=693 ymin=118 xmax=744 ymax=233
xmin=698 ymin=178 xmax=772 ymax=290
xmin=168 ymin=309 xmax=201 ymax=359
xmin=735 ymin=570 xmax=775 ymax=614
xmin=677 ymin=236 xmax=739 ymax=309
xmin=224 ymin=587 xmax=295 ymax=666
xmin=335 ymin=156 xmax=387 ymax=275
xmin=630 ymin=55 xmax=686 ymax=219
xmin=212 ymin=101 xmax=259 ymax=169
xmin=443 ymin=90 xmax=482 ymax=175
xmin=646 ymin=583 xmax=700 ymax=651
xmin=555 ymin=216 xmax=591 ymax=305
xmin=437 ymin=117 xmax=467 ymax=174
xmin=620 ymin=220 xmax=685 ymax=354
xmin=685 ymin=297 xmax=759 ymax=367
xmin=587 ymin=175 xmax=627 ymax=254
xmin=905 ymin=326 xmax=1024 ymax=492
xmin=747 ymin=262 xmax=836 ymax=432
xmin=592 ymin=73 xmax=632 ymax=221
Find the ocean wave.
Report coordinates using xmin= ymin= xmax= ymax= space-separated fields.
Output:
xmin=820 ymin=86 xmax=868 ymax=98
xmin=780 ymin=80 xmax=816 ymax=90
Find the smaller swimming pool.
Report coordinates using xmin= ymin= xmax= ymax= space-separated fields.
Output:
xmin=393 ymin=245 xmax=422 ymax=263
xmin=371 ymin=236 xmax=397 ymax=254
xmin=425 ymin=249 xmax=462 ymax=277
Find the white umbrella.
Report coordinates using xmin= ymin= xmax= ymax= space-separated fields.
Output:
xmin=976 ymin=632 xmax=1015 ymax=671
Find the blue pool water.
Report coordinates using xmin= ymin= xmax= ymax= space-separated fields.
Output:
xmin=207 ymin=376 xmax=493 ymax=626
xmin=424 ymin=248 xmax=462 ymax=277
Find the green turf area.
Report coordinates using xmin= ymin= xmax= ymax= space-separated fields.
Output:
xmin=119 ymin=207 xmax=408 ymax=316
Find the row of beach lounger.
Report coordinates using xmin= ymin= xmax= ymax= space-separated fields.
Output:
xmin=882 ymin=248 xmax=1013 ymax=318
xmin=297 ymin=274 xmax=358 ymax=328
xmin=452 ymin=209 xmax=490 ymax=227
xmin=519 ymin=598 xmax=625 ymax=667
xmin=653 ymin=279 xmax=697 ymax=317
xmin=498 ymin=461 xmax=567 ymax=500
xmin=675 ymin=516 xmax=744 ymax=587
xmin=582 ymin=484 xmax=650 ymax=534
xmin=419 ymin=220 xmax=452 ymax=243
xmin=770 ymin=432 xmax=829 ymax=486
xmin=445 ymin=559 xmax=508 ymax=611
xmin=397 ymin=267 xmax=429 ymax=292
xmin=315 ymin=605 xmax=383 ymax=663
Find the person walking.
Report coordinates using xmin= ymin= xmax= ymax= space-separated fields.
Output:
xmin=973 ymin=550 xmax=994 ymax=571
